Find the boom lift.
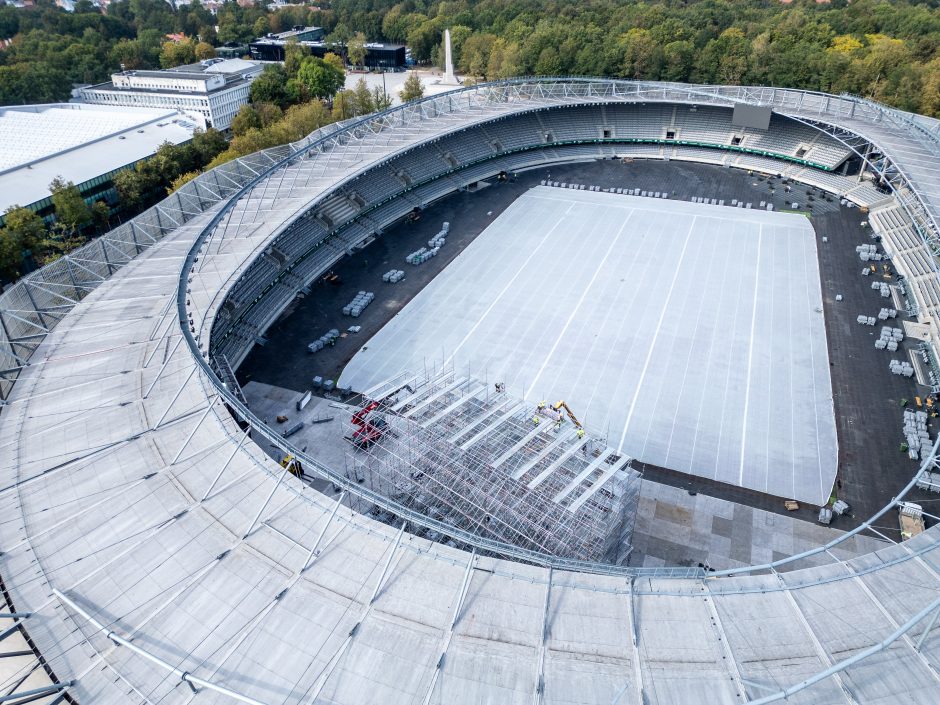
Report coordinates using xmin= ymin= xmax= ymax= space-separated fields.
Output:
xmin=535 ymin=400 xmax=586 ymax=437
xmin=552 ymin=401 xmax=582 ymax=429
xmin=349 ymin=401 xmax=387 ymax=448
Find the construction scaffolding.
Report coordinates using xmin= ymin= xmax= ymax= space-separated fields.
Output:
xmin=343 ymin=367 xmax=642 ymax=565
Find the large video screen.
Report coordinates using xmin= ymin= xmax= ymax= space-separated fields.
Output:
xmin=732 ymin=103 xmax=772 ymax=130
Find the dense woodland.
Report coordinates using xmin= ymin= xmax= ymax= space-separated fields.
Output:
xmin=4 ymin=0 xmax=940 ymax=114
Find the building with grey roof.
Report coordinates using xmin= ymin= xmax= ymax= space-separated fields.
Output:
xmin=77 ymin=58 xmax=263 ymax=131
xmin=0 ymin=102 xmax=196 ymax=224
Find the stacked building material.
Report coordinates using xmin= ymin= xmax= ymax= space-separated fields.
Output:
xmin=903 ymin=408 xmax=931 ymax=460
xmin=308 ymin=328 xmax=340 ymax=353
xmin=890 ymin=359 xmax=915 ymax=377
xmin=876 ymin=326 xmax=904 ymax=351
xmin=343 ymin=291 xmax=374 ymax=317
xmin=878 ymin=308 xmax=898 ymax=320
xmin=406 ymin=246 xmax=439 ymax=265
xmin=857 ymin=243 xmax=881 ymax=261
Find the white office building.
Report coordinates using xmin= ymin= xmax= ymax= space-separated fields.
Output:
xmin=77 ymin=58 xmax=263 ymax=131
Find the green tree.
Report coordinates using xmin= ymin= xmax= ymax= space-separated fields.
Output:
xmin=296 ymin=56 xmax=345 ymax=100
xmin=113 ymin=169 xmax=146 ymax=210
xmin=250 ymin=64 xmax=290 ymax=107
xmin=695 ymin=28 xmax=752 ymax=85
xmin=399 ymin=71 xmax=424 ymax=102
xmin=620 ymin=28 xmax=662 ymax=80
xmin=347 ymin=31 xmax=367 ymax=69
xmin=168 ymin=171 xmax=200 ymax=194
xmin=0 ymin=64 xmax=71 ymax=105
xmin=352 ymin=77 xmax=373 ymax=114
xmin=252 ymin=16 xmax=270 ymax=38
xmin=327 ymin=22 xmax=351 ymax=48
xmin=3 ymin=206 xmax=45 ymax=250
xmin=284 ymin=41 xmax=310 ymax=77
xmin=662 ymin=40 xmax=695 ymax=82
xmin=331 ymin=89 xmax=356 ymax=120
xmin=109 ymin=38 xmax=150 ymax=71
xmin=371 ymin=86 xmax=392 ymax=112
xmin=190 ymin=128 xmax=228 ymax=163
xmin=0 ymin=206 xmax=44 ymax=283
xmin=487 ymin=39 xmax=524 ymax=79
xmin=323 ymin=52 xmax=345 ymax=74
xmin=459 ymin=33 xmax=496 ymax=79
xmin=231 ymin=104 xmax=261 ymax=135
xmin=49 ymin=177 xmax=91 ymax=234
xmin=194 ymin=41 xmax=216 ymax=61
xmin=159 ymin=38 xmax=197 ymax=68
xmin=91 ymin=201 xmax=110 ymax=233
xmin=535 ymin=47 xmax=561 ymax=76
xmin=0 ymin=229 xmax=24 ymax=284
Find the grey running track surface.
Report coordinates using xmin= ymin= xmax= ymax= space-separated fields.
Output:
xmin=340 ymin=186 xmax=837 ymax=504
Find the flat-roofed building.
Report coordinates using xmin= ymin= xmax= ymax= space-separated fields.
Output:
xmin=77 ymin=58 xmax=263 ymax=131
xmin=0 ymin=103 xmax=197 ymax=225
xmin=249 ymin=37 xmax=406 ymax=69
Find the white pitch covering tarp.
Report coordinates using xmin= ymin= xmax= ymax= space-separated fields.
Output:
xmin=340 ymin=186 xmax=838 ymax=504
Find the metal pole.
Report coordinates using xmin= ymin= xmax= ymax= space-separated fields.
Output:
xmin=53 ymin=589 xmax=268 ymax=705
xmin=369 ymin=522 xmax=406 ymax=604
xmin=0 ymin=683 xmax=73 ymax=704
xmin=143 ymin=335 xmax=184 ymax=396
xmin=747 ymin=594 xmax=940 ymax=705
xmin=171 ymin=397 xmax=218 ymax=464
xmin=203 ymin=428 xmax=250 ymax=501
xmin=301 ymin=491 xmax=346 ymax=572
xmin=243 ymin=466 xmax=290 ymax=538
xmin=917 ymin=604 xmax=940 ymax=651
xmin=153 ymin=366 xmax=197 ymax=428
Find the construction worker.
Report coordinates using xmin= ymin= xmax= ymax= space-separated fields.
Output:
xmin=538 ymin=400 xmax=547 ymax=410
xmin=576 ymin=428 xmax=585 ymax=439
xmin=532 ymin=415 xmax=541 ymax=426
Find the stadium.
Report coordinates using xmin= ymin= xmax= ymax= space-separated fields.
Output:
xmin=4 ymin=77 xmax=940 ymax=703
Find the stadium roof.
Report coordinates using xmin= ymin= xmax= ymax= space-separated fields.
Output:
xmin=5 ymin=79 xmax=940 ymax=704
xmin=0 ymin=103 xmax=197 ymax=213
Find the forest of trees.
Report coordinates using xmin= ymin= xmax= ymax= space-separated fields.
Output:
xmin=369 ymin=0 xmax=940 ymax=117
xmin=5 ymin=0 xmax=940 ymax=116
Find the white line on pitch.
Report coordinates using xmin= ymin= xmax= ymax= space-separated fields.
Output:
xmin=617 ymin=216 xmax=697 ymax=453
xmin=738 ymin=224 xmax=763 ymax=487
xmin=524 ymin=210 xmax=636 ymax=396
xmin=442 ymin=201 xmax=576 ymax=368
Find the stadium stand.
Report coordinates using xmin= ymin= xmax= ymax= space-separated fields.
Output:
xmin=6 ymin=79 xmax=940 ymax=705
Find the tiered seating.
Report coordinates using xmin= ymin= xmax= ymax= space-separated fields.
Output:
xmin=316 ymin=191 xmax=360 ymax=228
xmin=484 ymin=113 xmax=545 ymax=150
xmin=671 ymin=105 xmax=735 ymax=144
xmin=869 ymin=203 xmax=940 ymax=312
xmin=846 ymin=181 xmax=891 ymax=208
xmin=670 ymin=146 xmax=725 ymax=164
xmin=604 ymin=103 xmax=674 ymax=139
xmin=806 ymin=141 xmax=852 ymax=169
xmin=741 ymin=115 xmax=810 ymax=157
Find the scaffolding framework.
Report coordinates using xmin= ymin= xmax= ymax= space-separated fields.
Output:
xmin=344 ymin=368 xmax=642 ymax=564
